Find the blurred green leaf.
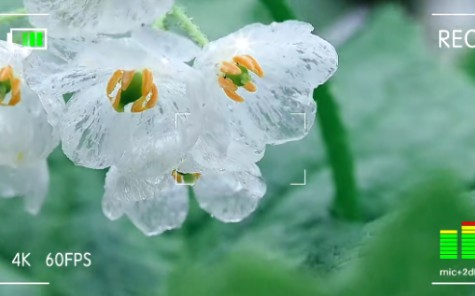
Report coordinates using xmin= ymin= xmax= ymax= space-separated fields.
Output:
xmin=259 ymin=0 xmax=296 ymax=22
xmin=176 ymin=0 xmax=273 ymax=39
xmin=338 ymin=172 xmax=474 ymax=296
xmin=168 ymin=250 xmax=326 ymax=296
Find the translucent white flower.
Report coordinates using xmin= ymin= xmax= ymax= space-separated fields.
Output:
xmin=0 ymin=161 xmax=49 ymax=215
xmin=24 ymin=0 xmax=175 ymax=38
xmin=192 ymin=21 xmax=338 ymax=170
xmin=102 ymin=158 xmax=266 ymax=236
xmin=0 ymin=41 xmax=58 ymax=214
xmin=25 ymin=33 xmax=201 ymax=173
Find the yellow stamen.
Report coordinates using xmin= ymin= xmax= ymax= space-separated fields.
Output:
xmin=224 ymin=89 xmax=245 ymax=103
xmin=121 ymin=70 xmax=136 ymax=91
xmin=0 ymin=65 xmax=22 ymax=107
xmin=220 ymin=61 xmax=242 ymax=75
xmin=131 ymin=96 xmax=147 ymax=113
xmin=141 ymin=69 xmax=153 ymax=95
xmin=130 ymin=69 xmax=158 ymax=113
xmin=218 ymin=76 xmax=238 ymax=91
xmin=233 ymin=55 xmax=264 ymax=77
xmin=244 ymin=55 xmax=264 ymax=77
xmin=106 ymin=68 xmax=159 ymax=113
xmin=107 ymin=70 xmax=123 ymax=96
xmin=218 ymin=54 xmax=264 ymax=103
xmin=243 ymin=81 xmax=257 ymax=92
xmin=112 ymin=92 xmax=121 ymax=111
xmin=147 ymin=85 xmax=159 ymax=109
xmin=0 ymin=66 xmax=13 ymax=81
xmin=9 ymin=78 xmax=21 ymax=106
xmin=171 ymin=170 xmax=202 ymax=185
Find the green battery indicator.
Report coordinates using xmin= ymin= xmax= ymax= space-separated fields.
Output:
xmin=7 ymin=28 xmax=47 ymax=50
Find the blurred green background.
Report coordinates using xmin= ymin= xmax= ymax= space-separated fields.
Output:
xmin=2 ymin=0 xmax=475 ymax=295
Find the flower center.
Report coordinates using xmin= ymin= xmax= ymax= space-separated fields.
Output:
xmin=106 ymin=69 xmax=158 ymax=113
xmin=0 ymin=65 xmax=21 ymax=107
xmin=218 ymin=55 xmax=264 ymax=103
xmin=172 ymin=170 xmax=201 ymax=185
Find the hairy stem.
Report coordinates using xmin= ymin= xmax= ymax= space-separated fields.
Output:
xmin=260 ymin=0 xmax=361 ymax=221
xmin=168 ymin=5 xmax=209 ymax=47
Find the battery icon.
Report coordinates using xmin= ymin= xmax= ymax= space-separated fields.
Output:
xmin=6 ymin=28 xmax=48 ymax=50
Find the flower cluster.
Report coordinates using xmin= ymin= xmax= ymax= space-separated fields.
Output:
xmin=1 ymin=0 xmax=338 ymax=235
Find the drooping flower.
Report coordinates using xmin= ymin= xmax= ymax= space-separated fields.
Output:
xmin=25 ymin=32 xmax=201 ymax=173
xmin=24 ymin=0 xmax=175 ymax=38
xmin=102 ymin=156 xmax=266 ymax=236
xmin=0 ymin=41 xmax=58 ymax=214
xmin=191 ymin=21 xmax=338 ymax=170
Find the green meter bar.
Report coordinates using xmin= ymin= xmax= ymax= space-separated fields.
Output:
xmin=7 ymin=29 xmax=47 ymax=50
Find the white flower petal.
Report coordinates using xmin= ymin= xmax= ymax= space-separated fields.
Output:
xmin=24 ymin=45 xmax=110 ymax=127
xmin=193 ymin=21 xmax=338 ymax=167
xmin=193 ymin=164 xmax=266 ymax=222
xmin=119 ymin=72 xmax=201 ymax=174
xmin=60 ymin=86 xmax=127 ymax=169
xmin=132 ymin=28 xmax=200 ymax=62
xmin=0 ymin=161 xmax=49 ymax=215
xmin=25 ymin=0 xmax=174 ymax=38
xmin=0 ymin=88 xmax=58 ymax=167
xmin=103 ymin=166 xmax=188 ymax=236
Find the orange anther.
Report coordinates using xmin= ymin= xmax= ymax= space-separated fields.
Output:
xmin=121 ymin=70 xmax=136 ymax=91
xmin=218 ymin=55 xmax=264 ymax=103
xmin=146 ymin=84 xmax=159 ymax=109
xmin=224 ymin=89 xmax=245 ymax=103
xmin=0 ymin=66 xmax=21 ymax=106
xmin=172 ymin=171 xmax=183 ymax=183
xmin=107 ymin=69 xmax=158 ymax=113
xmin=131 ymin=97 xmax=145 ymax=113
xmin=107 ymin=70 xmax=123 ymax=96
xmin=233 ymin=55 xmax=264 ymax=77
xmin=244 ymin=55 xmax=264 ymax=77
xmin=243 ymin=82 xmax=257 ymax=92
xmin=142 ymin=69 xmax=153 ymax=95
xmin=9 ymin=79 xmax=21 ymax=106
xmin=131 ymin=78 xmax=159 ymax=113
xmin=220 ymin=61 xmax=242 ymax=75
xmin=112 ymin=92 xmax=121 ymax=110
xmin=0 ymin=65 xmax=13 ymax=81
xmin=218 ymin=76 xmax=237 ymax=92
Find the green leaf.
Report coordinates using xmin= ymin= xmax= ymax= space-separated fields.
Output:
xmin=338 ymin=172 xmax=473 ymax=296
xmin=168 ymin=250 xmax=327 ymax=296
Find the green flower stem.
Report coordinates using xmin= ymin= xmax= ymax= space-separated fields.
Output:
xmin=260 ymin=0 xmax=361 ymax=221
xmin=167 ymin=5 xmax=209 ymax=47
xmin=315 ymin=84 xmax=360 ymax=220
xmin=0 ymin=8 xmax=27 ymax=24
